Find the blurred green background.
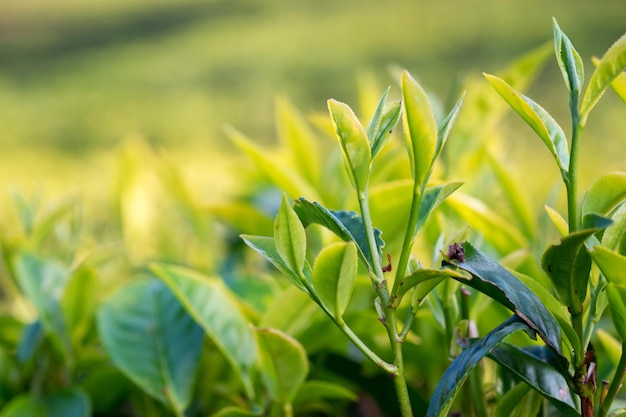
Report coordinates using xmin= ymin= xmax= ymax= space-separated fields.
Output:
xmin=0 ymin=0 xmax=625 ymax=206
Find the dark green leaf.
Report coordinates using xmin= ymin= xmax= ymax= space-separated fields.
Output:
xmin=327 ymin=98 xmax=371 ymax=191
xmin=451 ymin=242 xmax=563 ymax=355
xmin=580 ymin=32 xmax=626 ymax=124
xmin=293 ymin=198 xmax=384 ymax=268
xmin=16 ymin=321 xmax=43 ymax=363
xmin=553 ymin=19 xmax=584 ymax=98
xmin=402 ymin=70 xmax=438 ymax=186
xmin=484 ymin=73 xmax=569 ymax=176
xmin=490 ymin=344 xmax=578 ymax=416
xmin=240 ymin=235 xmax=308 ymax=292
xmin=151 ymin=264 xmax=258 ymax=399
xmin=98 ymin=279 xmax=203 ymax=412
xmin=427 ymin=316 xmax=533 ymax=417
xmin=0 ymin=389 xmax=91 ymax=417
xmin=542 ymin=229 xmax=599 ymax=313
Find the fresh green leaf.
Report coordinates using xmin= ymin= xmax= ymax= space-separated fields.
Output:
xmin=606 ymin=283 xmax=626 ymax=342
xmin=553 ymin=18 xmax=584 ymax=99
xmin=582 ymin=172 xmax=626 ymax=218
xmin=435 ymin=92 xmax=465 ymax=160
xmin=580 ymin=32 xmax=626 ymax=123
xmin=255 ymin=327 xmax=309 ymax=404
xmin=369 ymin=98 xmax=402 ymax=159
xmin=396 ymin=267 xmax=467 ymax=303
xmin=0 ymin=395 xmax=44 ymax=417
xmin=451 ymin=242 xmax=563 ymax=355
xmin=495 ymin=383 xmax=534 ymax=417
xmin=16 ymin=321 xmax=43 ymax=363
xmin=293 ymin=198 xmax=384 ymax=268
xmin=275 ymin=194 xmax=307 ymax=275
xmin=365 ymin=86 xmax=390 ymax=142
xmin=97 ymin=279 xmax=203 ymax=412
xmin=327 ymin=98 xmax=371 ymax=191
xmin=61 ymin=268 xmax=99 ymax=346
xmin=312 ymin=242 xmax=358 ymax=324
xmin=542 ymin=229 xmax=599 ymax=313
xmin=240 ymin=235 xmax=309 ymax=292
xmin=490 ymin=344 xmax=578 ymax=416
xmin=608 ymin=65 xmax=626 ymax=103
xmin=211 ymin=408 xmax=262 ymax=417
xmin=545 ymin=205 xmax=569 ymax=236
xmin=293 ymin=380 xmax=358 ymax=404
xmin=0 ymin=389 xmax=91 ymax=417
xmin=226 ymin=126 xmax=319 ymax=200
xmin=590 ymin=245 xmax=626 ymax=285
xmin=427 ymin=316 xmax=534 ymax=417
xmin=416 ymin=182 xmax=464 ymax=233
xmin=484 ymin=73 xmax=569 ymax=176
xmin=276 ymin=96 xmax=321 ymax=185
xmin=603 ymin=202 xmax=626 ymax=254
xmin=150 ymin=264 xmax=258 ymax=399
xmin=402 ymin=70 xmax=438 ymax=186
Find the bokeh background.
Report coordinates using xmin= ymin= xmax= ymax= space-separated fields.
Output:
xmin=1 ymin=0 xmax=625 ymax=209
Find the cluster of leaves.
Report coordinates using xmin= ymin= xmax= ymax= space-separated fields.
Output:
xmin=0 ymin=18 xmax=625 ymax=417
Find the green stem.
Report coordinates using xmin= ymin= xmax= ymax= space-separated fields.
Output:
xmin=599 ymin=343 xmax=626 ymax=417
xmin=567 ymin=115 xmax=583 ymax=234
xmin=385 ymin=308 xmax=414 ymax=417
xmin=392 ymin=184 xmax=424 ymax=297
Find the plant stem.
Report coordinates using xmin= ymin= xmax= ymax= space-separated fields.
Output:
xmin=599 ymin=343 xmax=626 ymax=417
xmin=567 ymin=115 xmax=583 ymax=234
xmin=385 ymin=308 xmax=414 ymax=417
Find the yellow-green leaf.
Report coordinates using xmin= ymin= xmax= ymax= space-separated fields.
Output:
xmin=590 ymin=245 xmax=626 ymax=285
xmin=582 ymin=171 xmax=626 ymax=218
xmin=312 ymin=242 xmax=358 ymax=323
xmin=275 ymin=194 xmax=307 ymax=275
xmin=327 ymin=99 xmax=371 ymax=192
xmin=401 ymin=71 xmax=437 ymax=187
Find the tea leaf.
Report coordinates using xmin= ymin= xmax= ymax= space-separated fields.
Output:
xmin=484 ymin=73 xmax=569 ymax=176
xmin=0 ymin=389 xmax=91 ymax=417
xmin=582 ymin=171 xmax=626 ymax=218
xmin=98 ymin=279 xmax=204 ymax=412
xmin=241 ymin=235 xmax=309 ymax=292
xmin=490 ymin=344 xmax=578 ymax=416
xmin=293 ymin=198 xmax=384 ymax=269
xmin=545 ymin=205 xmax=569 ymax=236
xmin=542 ymin=229 xmax=599 ymax=313
xmin=275 ymin=195 xmax=307 ymax=275
xmin=227 ymin=126 xmax=319 ymax=200
xmin=603 ymin=203 xmax=626 ymax=254
xmin=416 ymin=182 xmax=464 ymax=234
xmin=402 ymin=71 xmax=438 ymax=186
xmin=312 ymin=242 xmax=358 ymax=324
xmin=368 ymin=94 xmax=402 ymax=160
xmin=211 ymin=407 xmax=262 ymax=417
xmin=427 ymin=316 xmax=534 ymax=417
xmin=580 ymin=32 xmax=626 ymax=123
xmin=276 ymin=96 xmax=321 ymax=185
xmin=293 ymin=380 xmax=357 ymax=404
xmin=436 ymin=92 xmax=465 ymax=160
xmin=255 ymin=327 xmax=309 ymax=404
xmin=328 ymin=99 xmax=371 ymax=192
xmin=553 ymin=19 xmax=584 ymax=99
xmin=590 ymin=245 xmax=626 ymax=285
xmin=151 ymin=264 xmax=258 ymax=399
xmin=495 ymin=383 xmax=534 ymax=417
xmin=452 ymin=242 xmax=563 ymax=355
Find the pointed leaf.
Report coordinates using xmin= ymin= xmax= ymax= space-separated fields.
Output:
xmin=603 ymin=202 xmax=626 ymax=253
xmin=484 ymin=73 xmax=569 ymax=175
xmin=61 ymin=268 xmax=99 ymax=346
xmin=255 ymin=327 xmax=309 ymax=404
xmin=293 ymin=197 xmax=384 ymax=268
xmin=211 ymin=407 xmax=262 ymax=417
xmin=416 ymin=182 xmax=464 ymax=233
xmin=327 ymin=99 xmax=371 ymax=191
xmin=240 ymin=235 xmax=307 ymax=292
xmin=545 ymin=205 xmax=569 ymax=236
xmin=151 ymin=264 xmax=258 ymax=399
xmin=402 ymin=71 xmax=438 ymax=186
xmin=495 ymin=383 xmax=534 ymax=417
xmin=275 ymin=195 xmax=307 ymax=275
xmin=582 ymin=172 xmax=626 ymax=218
xmin=366 ymin=86 xmax=390 ymax=143
xmin=435 ymin=92 xmax=465 ymax=160
xmin=450 ymin=242 xmax=563 ymax=354
xmin=580 ymin=32 xmax=626 ymax=123
xmin=427 ymin=316 xmax=533 ymax=417
xmin=490 ymin=344 xmax=578 ymax=416
xmin=609 ymin=66 xmax=626 ymax=103
xmin=312 ymin=242 xmax=358 ymax=323
xmin=369 ymin=99 xmax=402 ymax=159
xmin=226 ymin=126 xmax=319 ymax=200
xmin=553 ymin=19 xmax=584 ymax=98
xmin=276 ymin=96 xmax=320 ymax=184
xmin=293 ymin=380 xmax=357 ymax=404
xmin=590 ymin=245 xmax=626 ymax=285
xmin=97 ymin=279 xmax=203 ymax=411
xmin=396 ymin=268 xmax=467 ymax=302
xmin=542 ymin=229 xmax=599 ymax=313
